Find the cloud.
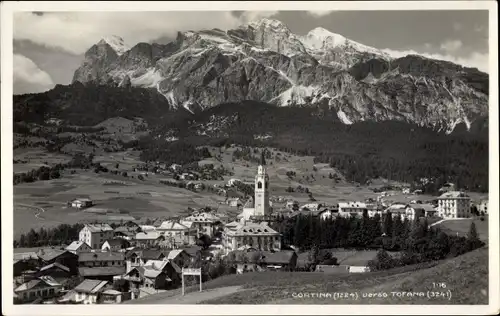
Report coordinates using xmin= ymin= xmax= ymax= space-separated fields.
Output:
xmin=440 ymin=40 xmax=463 ymax=53
xmin=238 ymin=11 xmax=279 ymax=23
xmin=382 ymin=48 xmax=489 ymax=73
xmin=13 ymin=54 xmax=55 ymax=94
xmin=307 ymin=11 xmax=334 ymax=17
xmin=13 ymin=11 xmax=277 ymax=55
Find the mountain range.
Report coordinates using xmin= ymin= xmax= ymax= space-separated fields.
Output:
xmin=71 ymin=18 xmax=489 ymax=134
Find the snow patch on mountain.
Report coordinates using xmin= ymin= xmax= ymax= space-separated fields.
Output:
xmin=163 ymin=91 xmax=178 ymax=110
xmin=182 ymin=100 xmax=195 ymax=114
xmin=131 ymin=69 xmax=164 ymax=88
xmin=300 ymin=27 xmax=390 ymax=59
xmin=337 ymin=109 xmax=353 ymax=125
xmin=276 ymin=85 xmax=319 ymax=106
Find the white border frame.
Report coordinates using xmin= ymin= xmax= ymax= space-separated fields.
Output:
xmin=1 ymin=1 xmax=498 ymax=315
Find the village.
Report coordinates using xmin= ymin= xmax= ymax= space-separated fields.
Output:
xmin=13 ymin=150 xmax=489 ymax=305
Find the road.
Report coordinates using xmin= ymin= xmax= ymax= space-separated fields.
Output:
xmin=127 ymin=286 xmax=242 ymax=304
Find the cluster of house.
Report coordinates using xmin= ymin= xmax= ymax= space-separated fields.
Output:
xmin=14 ymin=157 xmax=489 ymax=305
xmin=272 ymin=190 xmax=482 ymax=221
xmin=13 ymin=235 xmax=196 ymax=305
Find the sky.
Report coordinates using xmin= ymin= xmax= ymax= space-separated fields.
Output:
xmin=11 ymin=10 xmax=490 ymax=94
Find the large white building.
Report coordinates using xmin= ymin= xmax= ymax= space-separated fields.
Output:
xmin=79 ymin=224 xmax=114 ymax=249
xmin=437 ymin=191 xmax=471 ymax=219
xmin=338 ymin=202 xmax=367 ymax=218
xmin=222 ymin=221 xmax=281 ymax=255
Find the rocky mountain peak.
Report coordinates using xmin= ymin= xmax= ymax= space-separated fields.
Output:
xmin=71 ymin=18 xmax=489 ymax=134
xmin=247 ymin=18 xmax=291 ymax=32
xmin=98 ymin=35 xmax=130 ymax=55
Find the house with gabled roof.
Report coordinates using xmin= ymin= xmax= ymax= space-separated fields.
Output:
xmin=124 ymin=248 xmax=174 ymax=271
xmin=72 ymin=279 xmax=109 ymax=304
xmin=406 ymin=203 xmax=438 ymax=220
xmin=78 ymin=252 xmax=126 ymax=282
xmin=37 ymin=248 xmax=79 ymax=275
xmin=166 ymin=249 xmax=192 ymax=268
xmin=184 ymin=212 xmax=222 ymax=237
xmin=13 ymin=252 xmax=40 ymax=280
xmin=156 ymin=220 xmax=197 ymax=247
xmin=102 ymin=239 xmax=131 ymax=252
xmin=66 ymin=241 xmax=92 ymax=254
xmin=132 ymin=231 xmax=164 ymax=248
xmin=119 ymin=259 xmax=182 ymax=294
xmin=14 ymin=276 xmax=62 ymax=304
xmin=35 ymin=262 xmax=71 ymax=287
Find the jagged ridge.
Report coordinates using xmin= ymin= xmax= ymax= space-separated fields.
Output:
xmin=71 ymin=18 xmax=489 ymax=133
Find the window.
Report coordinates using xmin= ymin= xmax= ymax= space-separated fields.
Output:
xmin=49 ymin=289 xmax=54 ymax=295
xmin=257 ymin=181 xmax=262 ymax=189
xmin=23 ymin=293 xmax=28 ymax=299
xmin=42 ymin=289 xmax=48 ymax=296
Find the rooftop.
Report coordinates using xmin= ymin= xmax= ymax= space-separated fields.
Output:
xmin=158 ymin=220 xmax=190 ymax=231
xmin=73 ymin=198 xmax=93 ymax=202
xmin=104 ymin=239 xmax=129 ymax=247
xmin=39 ymin=262 xmax=70 ymax=273
xmin=78 ymin=251 xmax=125 ymax=262
xmin=438 ymin=191 xmax=470 ymax=199
xmin=229 ymin=222 xmax=279 ymax=236
xmin=14 ymin=276 xmax=61 ymax=292
xmin=13 ymin=252 xmax=39 ymax=261
xmin=74 ymin=279 xmax=108 ymax=294
xmin=78 ymin=266 xmax=126 ymax=277
xmin=66 ymin=241 xmax=90 ymax=251
xmin=184 ymin=212 xmax=221 ymax=223
xmin=37 ymin=249 xmax=74 ymax=262
xmin=338 ymin=202 xmax=367 ymax=208
xmin=135 ymin=231 xmax=163 ymax=240
xmin=84 ymin=223 xmax=114 ymax=233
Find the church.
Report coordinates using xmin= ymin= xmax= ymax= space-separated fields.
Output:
xmin=222 ymin=153 xmax=281 ymax=255
xmin=237 ymin=154 xmax=272 ymax=222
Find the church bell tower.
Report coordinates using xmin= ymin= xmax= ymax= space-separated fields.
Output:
xmin=254 ymin=152 xmax=270 ymax=217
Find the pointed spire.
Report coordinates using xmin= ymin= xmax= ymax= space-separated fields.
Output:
xmin=260 ymin=151 xmax=266 ymax=166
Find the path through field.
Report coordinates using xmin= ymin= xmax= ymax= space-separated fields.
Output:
xmin=18 ymin=203 xmax=46 ymax=220
xmin=129 ymin=286 xmax=242 ymax=304
xmin=428 ymin=218 xmax=471 ymax=228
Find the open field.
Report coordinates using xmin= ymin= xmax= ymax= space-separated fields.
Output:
xmin=13 ymin=145 xmax=488 ymax=239
xmin=434 ymin=218 xmax=489 ymax=241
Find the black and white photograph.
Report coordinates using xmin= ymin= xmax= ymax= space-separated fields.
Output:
xmin=1 ymin=1 xmax=498 ymax=315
